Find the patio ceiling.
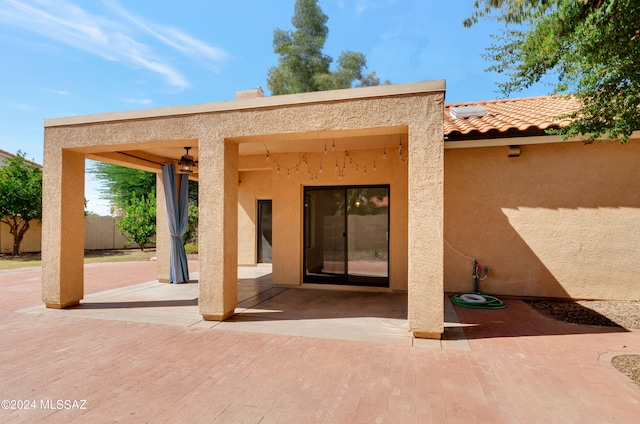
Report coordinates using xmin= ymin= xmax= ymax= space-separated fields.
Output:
xmin=83 ymin=129 xmax=408 ymax=179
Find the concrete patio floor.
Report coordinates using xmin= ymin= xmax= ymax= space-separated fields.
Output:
xmin=18 ymin=265 xmax=468 ymax=349
xmin=1 ymin=261 xmax=640 ymax=423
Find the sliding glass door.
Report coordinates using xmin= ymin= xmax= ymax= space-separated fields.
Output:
xmin=304 ymin=185 xmax=389 ymax=287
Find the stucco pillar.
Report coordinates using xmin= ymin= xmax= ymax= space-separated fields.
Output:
xmin=155 ymin=172 xmax=171 ymax=282
xmin=199 ymin=139 xmax=238 ymax=320
xmin=41 ymin=149 xmax=85 ymax=308
xmin=407 ymin=112 xmax=445 ymax=339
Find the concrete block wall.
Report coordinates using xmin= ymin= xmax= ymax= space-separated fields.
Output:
xmin=84 ymin=216 xmax=130 ymax=250
xmin=0 ymin=216 xmax=152 ymax=253
xmin=0 ymin=220 xmax=43 ymax=253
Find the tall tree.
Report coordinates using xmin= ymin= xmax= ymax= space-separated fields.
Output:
xmin=90 ymin=162 xmax=198 ymax=212
xmin=267 ymin=0 xmax=385 ymax=94
xmin=89 ymin=162 xmax=156 ymax=212
xmin=465 ymin=0 xmax=640 ymax=142
xmin=0 ymin=151 xmax=42 ymax=255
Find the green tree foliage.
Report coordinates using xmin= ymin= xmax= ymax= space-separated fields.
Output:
xmin=91 ymin=162 xmax=199 ymax=249
xmin=90 ymin=162 xmax=199 ymax=210
xmin=0 ymin=151 xmax=42 ymax=255
xmin=465 ymin=0 xmax=640 ymax=142
xmin=184 ymin=203 xmax=199 ymax=245
xmin=90 ymin=162 xmax=156 ymax=211
xmin=187 ymin=180 xmax=198 ymax=207
xmin=116 ymin=192 xmax=156 ymax=251
xmin=267 ymin=0 xmax=386 ymax=94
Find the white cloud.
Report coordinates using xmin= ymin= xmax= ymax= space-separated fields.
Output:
xmin=101 ymin=0 xmax=229 ymax=73
xmin=355 ymin=0 xmax=375 ymax=14
xmin=0 ymin=100 xmax=35 ymax=111
xmin=121 ymin=97 xmax=153 ymax=105
xmin=353 ymin=0 xmax=397 ymax=14
xmin=0 ymin=0 xmax=230 ymax=88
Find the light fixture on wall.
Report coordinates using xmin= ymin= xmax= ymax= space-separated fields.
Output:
xmin=178 ymin=147 xmax=198 ymax=173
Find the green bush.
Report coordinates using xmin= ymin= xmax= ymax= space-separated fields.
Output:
xmin=184 ymin=242 xmax=198 ymax=254
xmin=116 ymin=192 xmax=156 ymax=251
xmin=184 ymin=204 xmax=198 ymax=244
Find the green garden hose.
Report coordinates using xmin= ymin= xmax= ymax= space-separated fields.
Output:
xmin=450 ymin=293 xmax=506 ymax=309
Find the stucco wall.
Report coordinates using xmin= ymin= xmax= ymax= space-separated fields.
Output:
xmin=238 ymin=169 xmax=272 ymax=265
xmin=444 ymin=139 xmax=640 ymax=300
xmin=44 ymin=81 xmax=446 ymax=336
xmin=239 ymin=147 xmax=409 ymax=290
xmin=0 ymin=216 xmax=145 ymax=253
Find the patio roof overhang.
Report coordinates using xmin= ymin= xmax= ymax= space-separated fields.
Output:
xmin=44 ymin=80 xmax=445 ymax=177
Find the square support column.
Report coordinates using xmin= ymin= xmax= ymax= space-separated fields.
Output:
xmin=155 ymin=172 xmax=171 ymax=282
xmin=41 ymin=149 xmax=85 ymax=308
xmin=199 ymin=139 xmax=238 ymax=320
xmin=407 ymin=119 xmax=445 ymax=339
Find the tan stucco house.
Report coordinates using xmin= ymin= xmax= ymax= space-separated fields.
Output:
xmin=41 ymin=80 xmax=640 ymax=340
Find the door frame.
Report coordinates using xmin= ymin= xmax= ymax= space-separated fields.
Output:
xmin=257 ymin=199 xmax=272 ymax=264
xmin=302 ymin=185 xmax=390 ymax=287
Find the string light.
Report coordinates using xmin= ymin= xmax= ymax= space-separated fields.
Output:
xmin=264 ymin=142 xmax=271 ymax=162
xmin=264 ymin=143 xmax=404 ymax=181
xmin=398 ymin=141 xmax=408 ymax=164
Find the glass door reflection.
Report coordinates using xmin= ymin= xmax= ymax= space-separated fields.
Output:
xmin=304 ymin=185 xmax=389 ymax=287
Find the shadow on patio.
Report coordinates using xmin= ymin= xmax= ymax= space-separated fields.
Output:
xmin=452 ymin=297 xmax=629 ymax=340
xmin=21 ymin=266 xmax=438 ymax=347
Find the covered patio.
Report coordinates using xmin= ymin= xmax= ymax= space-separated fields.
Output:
xmin=24 ymin=264 xmax=468 ymax=348
xmin=42 ymin=81 xmax=447 ymax=339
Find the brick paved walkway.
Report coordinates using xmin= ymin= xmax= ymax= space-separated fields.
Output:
xmin=0 ymin=262 xmax=639 ymax=423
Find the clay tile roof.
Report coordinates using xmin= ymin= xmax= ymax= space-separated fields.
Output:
xmin=444 ymin=95 xmax=580 ymax=141
xmin=0 ymin=148 xmax=42 ymax=168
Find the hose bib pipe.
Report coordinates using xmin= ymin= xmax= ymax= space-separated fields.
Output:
xmin=445 ymin=240 xmax=506 ymax=309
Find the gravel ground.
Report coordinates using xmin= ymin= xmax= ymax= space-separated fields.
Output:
xmin=612 ymin=355 xmax=640 ymax=387
xmin=523 ymin=299 xmax=640 ymax=329
xmin=523 ymin=299 xmax=640 ymax=387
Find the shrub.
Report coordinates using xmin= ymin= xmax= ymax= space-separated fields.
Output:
xmin=184 ymin=242 xmax=198 ymax=254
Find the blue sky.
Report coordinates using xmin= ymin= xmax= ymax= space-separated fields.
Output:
xmin=0 ymin=0 xmax=551 ymax=215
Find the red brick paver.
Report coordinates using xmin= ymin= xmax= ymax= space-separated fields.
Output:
xmin=0 ymin=263 xmax=639 ymax=423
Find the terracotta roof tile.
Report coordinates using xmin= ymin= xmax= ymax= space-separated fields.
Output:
xmin=444 ymin=95 xmax=580 ymax=140
xmin=0 ymin=148 xmax=42 ymax=167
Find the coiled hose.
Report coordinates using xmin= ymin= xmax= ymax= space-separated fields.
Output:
xmin=450 ymin=293 xmax=506 ymax=309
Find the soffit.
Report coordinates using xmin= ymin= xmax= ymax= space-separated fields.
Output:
xmin=85 ymin=131 xmax=406 ymax=178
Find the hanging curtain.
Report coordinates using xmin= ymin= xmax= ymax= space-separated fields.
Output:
xmin=161 ymin=163 xmax=190 ymax=283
